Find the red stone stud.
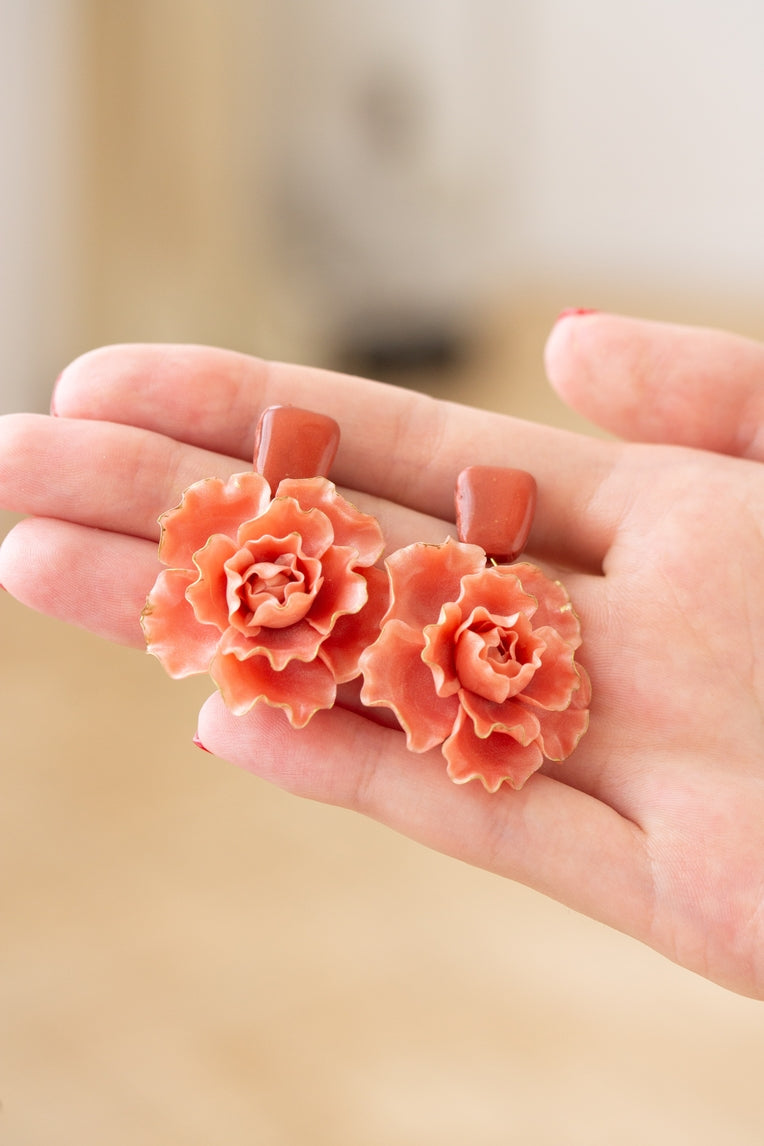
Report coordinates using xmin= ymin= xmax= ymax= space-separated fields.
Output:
xmin=455 ymin=465 xmax=537 ymax=562
xmin=253 ymin=405 xmax=341 ymax=492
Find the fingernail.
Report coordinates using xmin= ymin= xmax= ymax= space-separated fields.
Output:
xmin=555 ymin=308 xmax=598 ymax=323
xmin=192 ymin=732 xmax=212 ymax=754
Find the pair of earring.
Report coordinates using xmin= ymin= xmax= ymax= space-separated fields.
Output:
xmin=141 ymin=406 xmax=590 ymax=792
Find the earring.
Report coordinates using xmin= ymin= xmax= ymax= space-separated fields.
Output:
xmin=141 ymin=405 xmax=388 ymax=727
xmin=360 ymin=465 xmax=590 ymax=792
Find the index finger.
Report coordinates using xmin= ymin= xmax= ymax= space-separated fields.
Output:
xmin=52 ymin=344 xmax=621 ymax=570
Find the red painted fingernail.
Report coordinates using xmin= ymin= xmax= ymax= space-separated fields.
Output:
xmin=192 ymin=732 xmax=212 ymax=754
xmin=555 ymin=308 xmax=598 ymax=323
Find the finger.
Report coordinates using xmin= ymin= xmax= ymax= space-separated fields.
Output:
xmin=0 ymin=517 xmax=156 ymax=645
xmin=196 ymin=692 xmax=651 ymax=940
xmin=545 ymin=312 xmax=764 ymax=460
xmin=53 ymin=344 xmax=622 ymax=569
xmin=0 ymin=413 xmax=243 ymax=542
xmin=0 ymin=414 xmax=452 ymax=554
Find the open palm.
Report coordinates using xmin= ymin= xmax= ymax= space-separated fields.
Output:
xmin=1 ymin=313 xmax=763 ymax=998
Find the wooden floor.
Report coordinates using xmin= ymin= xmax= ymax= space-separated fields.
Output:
xmin=3 ymin=299 xmax=764 ymax=1145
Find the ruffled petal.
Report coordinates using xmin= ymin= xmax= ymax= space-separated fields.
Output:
xmin=141 ymin=568 xmax=220 ymax=677
xmin=518 ymin=626 xmax=581 ymax=711
xmin=504 ymin=562 xmax=583 ymax=649
xmin=306 ymin=545 xmax=370 ymax=636
xmin=360 ymin=619 xmax=458 ymax=752
xmin=421 ymin=601 xmax=462 ymax=697
xmin=218 ymin=618 xmax=324 ymax=671
xmin=455 ymin=566 xmax=538 ymax=625
xmin=211 ymin=647 xmax=336 ymax=726
xmin=534 ymin=664 xmax=592 ymax=760
xmin=186 ymin=533 xmax=238 ymax=629
xmin=454 ymin=627 xmax=511 ymax=701
xmin=459 ymin=690 xmax=541 ymax=745
xmin=384 ymin=537 xmax=486 ymax=630
xmin=276 ymin=477 xmax=384 ymax=565
xmin=443 ymin=708 xmax=544 ymax=792
xmin=158 ymin=472 xmax=271 ymax=569
xmin=236 ymin=496 xmax=334 ymax=559
xmin=318 ymin=564 xmax=389 ymax=682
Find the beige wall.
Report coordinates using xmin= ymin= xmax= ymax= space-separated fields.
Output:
xmin=0 ymin=3 xmax=87 ymax=412
xmin=77 ymin=1 xmax=273 ymax=350
xmin=4 ymin=2 xmax=764 ymax=413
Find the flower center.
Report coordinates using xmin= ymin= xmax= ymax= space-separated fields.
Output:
xmin=449 ymin=609 xmax=545 ymax=704
xmin=244 ymin=555 xmax=302 ymax=604
xmin=480 ymin=622 xmax=518 ymax=666
xmin=226 ymin=542 xmax=323 ymax=630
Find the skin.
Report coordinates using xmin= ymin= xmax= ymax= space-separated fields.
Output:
xmin=0 ymin=312 xmax=763 ymax=998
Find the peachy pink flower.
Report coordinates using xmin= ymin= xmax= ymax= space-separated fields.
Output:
xmin=141 ymin=472 xmax=388 ymax=726
xmin=359 ymin=537 xmax=590 ymax=791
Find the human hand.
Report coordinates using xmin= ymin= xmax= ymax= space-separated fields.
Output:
xmin=1 ymin=315 xmax=762 ymax=998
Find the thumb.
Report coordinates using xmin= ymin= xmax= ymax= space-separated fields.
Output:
xmin=544 ymin=312 xmax=764 ymax=460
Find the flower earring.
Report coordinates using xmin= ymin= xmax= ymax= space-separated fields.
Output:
xmin=359 ymin=466 xmax=590 ymax=792
xmin=141 ymin=405 xmax=388 ymax=727
xmin=142 ymin=406 xmax=590 ymax=792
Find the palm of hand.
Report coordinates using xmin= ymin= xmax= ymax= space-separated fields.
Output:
xmin=575 ymin=446 xmax=764 ymax=994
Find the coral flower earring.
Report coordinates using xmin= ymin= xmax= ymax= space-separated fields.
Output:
xmin=141 ymin=405 xmax=389 ymax=727
xmin=360 ymin=466 xmax=590 ymax=792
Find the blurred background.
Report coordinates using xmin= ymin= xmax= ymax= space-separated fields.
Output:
xmin=2 ymin=2 xmax=764 ymax=1144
